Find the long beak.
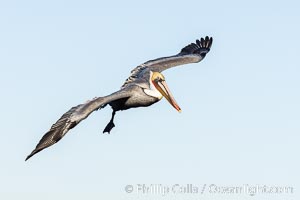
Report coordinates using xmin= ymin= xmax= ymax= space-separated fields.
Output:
xmin=153 ymin=80 xmax=181 ymax=112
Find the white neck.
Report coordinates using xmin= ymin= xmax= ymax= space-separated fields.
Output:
xmin=143 ymin=71 xmax=163 ymax=99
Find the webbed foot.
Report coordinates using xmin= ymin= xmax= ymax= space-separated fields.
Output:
xmin=103 ymin=121 xmax=115 ymax=134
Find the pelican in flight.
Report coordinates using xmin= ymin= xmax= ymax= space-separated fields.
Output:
xmin=26 ymin=36 xmax=213 ymax=161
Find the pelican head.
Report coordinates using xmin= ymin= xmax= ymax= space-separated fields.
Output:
xmin=151 ymin=72 xmax=181 ymax=112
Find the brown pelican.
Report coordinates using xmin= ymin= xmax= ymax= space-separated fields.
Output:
xmin=25 ymin=36 xmax=213 ymax=161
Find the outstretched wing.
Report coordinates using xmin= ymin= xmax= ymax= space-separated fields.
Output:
xmin=25 ymin=89 xmax=132 ymax=161
xmin=142 ymin=36 xmax=213 ymax=72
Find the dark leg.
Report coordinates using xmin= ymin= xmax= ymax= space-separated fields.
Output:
xmin=103 ymin=110 xmax=116 ymax=134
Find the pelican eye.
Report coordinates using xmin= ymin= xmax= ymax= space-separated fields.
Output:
xmin=156 ymin=76 xmax=165 ymax=82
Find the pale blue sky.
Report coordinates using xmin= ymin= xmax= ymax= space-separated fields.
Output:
xmin=0 ymin=0 xmax=299 ymax=199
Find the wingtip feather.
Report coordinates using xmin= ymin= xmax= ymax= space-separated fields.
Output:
xmin=25 ymin=152 xmax=34 ymax=161
xmin=25 ymin=148 xmax=41 ymax=161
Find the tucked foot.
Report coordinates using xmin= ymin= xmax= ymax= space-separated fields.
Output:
xmin=103 ymin=121 xmax=115 ymax=134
